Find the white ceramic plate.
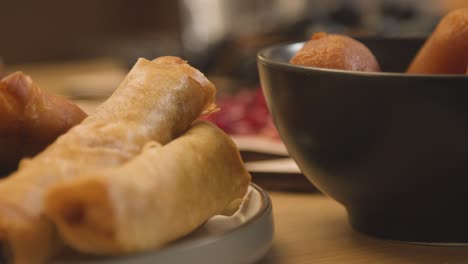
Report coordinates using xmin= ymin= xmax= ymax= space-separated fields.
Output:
xmin=53 ymin=183 xmax=273 ymax=264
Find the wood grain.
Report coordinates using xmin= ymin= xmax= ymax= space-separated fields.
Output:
xmin=261 ymin=192 xmax=468 ymax=264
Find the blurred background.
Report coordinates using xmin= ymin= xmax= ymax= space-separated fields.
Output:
xmin=1 ymin=0 xmax=467 ymax=190
xmin=2 ymin=0 xmax=467 ymax=76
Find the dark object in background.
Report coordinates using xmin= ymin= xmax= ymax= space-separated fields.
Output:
xmin=250 ymin=171 xmax=317 ymax=193
xmin=240 ymin=151 xmax=317 ymax=193
xmin=191 ymin=31 xmax=307 ymax=88
xmin=329 ymin=3 xmax=362 ymax=27
xmin=380 ymin=1 xmax=417 ymax=21
xmin=0 ymin=0 xmax=181 ymax=64
xmin=258 ymin=38 xmax=468 ymax=243
xmin=0 ymin=57 xmax=3 ymax=78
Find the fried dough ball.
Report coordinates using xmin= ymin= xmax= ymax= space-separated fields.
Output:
xmin=407 ymin=8 xmax=468 ymax=74
xmin=290 ymin=32 xmax=380 ymax=72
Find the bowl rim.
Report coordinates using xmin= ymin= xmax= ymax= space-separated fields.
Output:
xmin=257 ymin=41 xmax=468 ymax=79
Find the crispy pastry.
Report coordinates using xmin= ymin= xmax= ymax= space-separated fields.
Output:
xmin=290 ymin=32 xmax=380 ymax=72
xmin=0 ymin=72 xmax=87 ymax=175
xmin=407 ymin=8 xmax=468 ymax=74
xmin=46 ymin=121 xmax=251 ymax=255
xmin=0 ymin=56 xmax=216 ymax=264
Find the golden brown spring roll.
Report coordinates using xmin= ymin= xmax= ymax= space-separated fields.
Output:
xmin=0 ymin=72 xmax=87 ymax=175
xmin=46 ymin=121 xmax=251 ymax=255
xmin=407 ymin=8 xmax=468 ymax=74
xmin=0 ymin=56 xmax=216 ymax=264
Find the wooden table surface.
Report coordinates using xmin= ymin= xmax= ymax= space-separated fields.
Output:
xmin=260 ymin=191 xmax=468 ymax=264
xmin=5 ymin=59 xmax=468 ymax=264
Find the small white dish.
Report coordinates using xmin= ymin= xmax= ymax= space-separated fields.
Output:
xmin=53 ymin=183 xmax=273 ymax=264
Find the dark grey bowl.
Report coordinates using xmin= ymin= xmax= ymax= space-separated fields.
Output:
xmin=257 ymin=38 xmax=468 ymax=243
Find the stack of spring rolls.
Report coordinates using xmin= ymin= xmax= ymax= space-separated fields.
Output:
xmin=0 ymin=56 xmax=251 ymax=264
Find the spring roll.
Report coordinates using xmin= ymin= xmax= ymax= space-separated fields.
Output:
xmin=0 ymin=72 xmax=87 ymax=175
xmin=407 ymin=8 xmax=468 ymax=74
xmin=0 ymin=56 xmax=216 ymax=264
xmin=46 ymin=121 xmax=250 ymax=255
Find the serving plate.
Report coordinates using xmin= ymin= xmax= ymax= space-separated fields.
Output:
xmin=53 ymin=183 xmax=273 ymax=264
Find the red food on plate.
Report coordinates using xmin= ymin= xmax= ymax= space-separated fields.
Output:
xmin=203 ymin=88 xmax=280 ymax=140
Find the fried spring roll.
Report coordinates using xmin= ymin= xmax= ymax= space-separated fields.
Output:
xmin=407 ymin=8 xmax=468 ymax=74
xmin=46 ymin=121 xmax=251 ymax=255
xmin=0 ymin=72 xmax=87 ymax=175
xmin=0 ymin=56 xmax=216 ymax=264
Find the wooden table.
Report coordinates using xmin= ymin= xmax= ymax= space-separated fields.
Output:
xmin=260 ymin=191 xmax=468 ymax=264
